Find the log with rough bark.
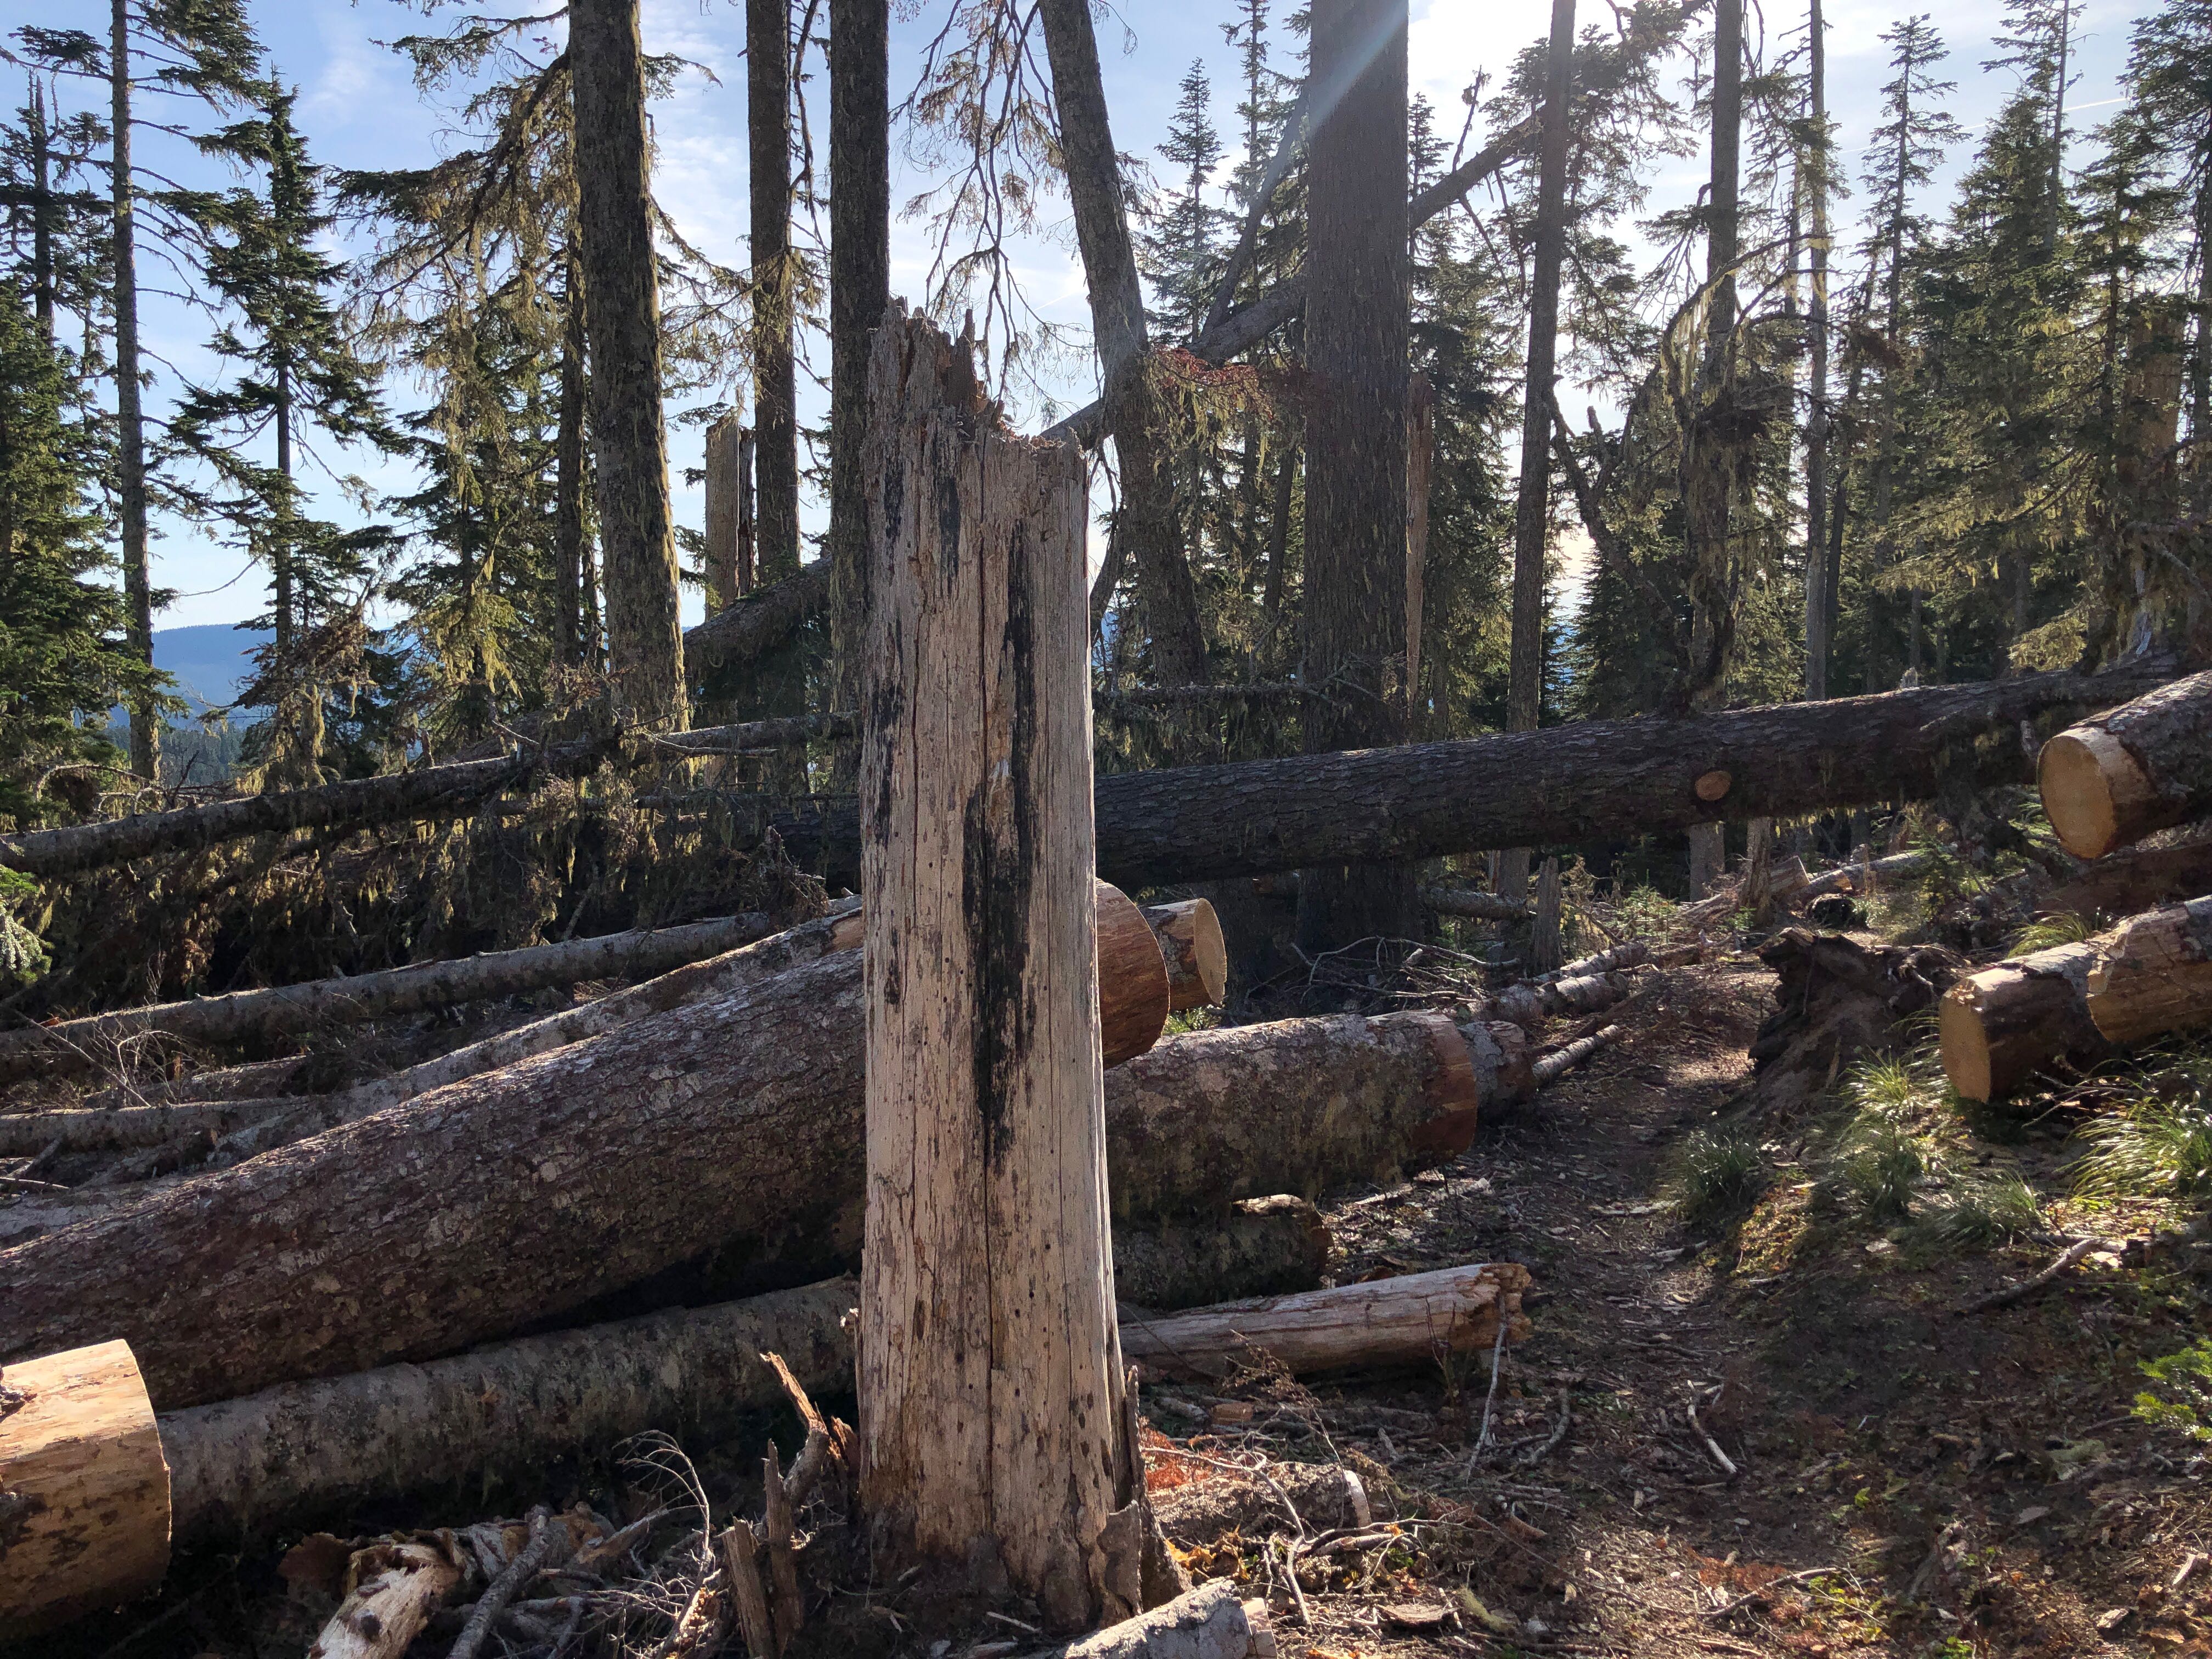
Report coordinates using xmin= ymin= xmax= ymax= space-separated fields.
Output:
xmin=1798 ymin=848 xmax=1929 ymax=900
xmin=0 ymin=1339 xmax=171 ymax=1635
xmin=2039 ymin=668 xmax=2212 ymax=859
xmin=1541 ymin=940 xmax=1653 ymax=982
xmin=1419 ymin=885 xmax=1531 ymax=923
xmin=1118 ymin=1262 xmax=1531 ymax=1381
xmin=1479 ymin=968 xmax=1638 ymax=1034
xmin=2085 ymin=895 xmax=2212 ymax=1045
xmin=1940 ymin=940 xmax=2109 ymax=1102
xmin=1143 ymin=899 xmax=1229 ymax=1012
xmin=1533 ymin=1024 xmax=1624 ymax=1087
xmin=2046 ymin=837 xmax=2212 ymax=922
xmin=0 ymin=998 xmax=1479 ymax=1410
xmin=207 ymin=883 xmax=1167 ymax=1165
xmin=1458 ymin=1019 xmax=1533 ymax=1106
xmin=1115 ymin=1196 xmax=1329 ymax=1311
xmin=0 ymin=909 xmax=781 ymax=1080
xmin=682 ymin=561 xmax=831 ymax=682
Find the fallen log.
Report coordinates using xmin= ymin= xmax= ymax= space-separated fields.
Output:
xmin=1458 ymin=1020 xmax=1533 ymax=1105
xmin=1939 ymin=939 xmax=2110 ymax=1103
xmin=1419 ymin=885 xmax=1531 ymax=923
xmin=1479 ymin=968 xmax=1638 ymax=1033
xmin=1799 ymin=848 xmax=1931 ymax=900
xmin=0 ymin=1340 xmax=171 ymax=1636
xmin=0 ymin=909 xmax=782 ymax=1080
xmin=1539 ymin=940 xmax=1652 ymax=983
xmin=1533 ymin=1024 xmax=1625 ymax=1088
xmin=2085 ymin=895 xmax=2212 ymax=1045
xmin=680 ymin=560 xmax=830 ymax=682
xmin=1118 ymin=1261 xmax=1531 ymax=1381
xmin=0 ymin=1098 xmax=282 ymax=1156
xmin=304 ymin=1537 xmax=467 ymax=1659
xmin=207 ymin=885 xmax=1155 ymax=1165
xmin=1115 ymin=1197 xmax=1329 ymax=1311
xmin=1143 ymin=899 xmax=1229 ymax=1012
xmin=0 ymin=994 xmax=1477 ymax=1409
xmin=2045 ymin=837 xmax=2212 ymax=922
xmin=2039 ymin=668 xmax=2212 ymax=859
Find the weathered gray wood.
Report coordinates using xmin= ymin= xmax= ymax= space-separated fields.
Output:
xmin=855 ymin=307 xmax=1137 ymax=1625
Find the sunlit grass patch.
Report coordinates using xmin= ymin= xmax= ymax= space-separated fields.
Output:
xmin=1668 ymin=1128 xmax=1767 ymax=1226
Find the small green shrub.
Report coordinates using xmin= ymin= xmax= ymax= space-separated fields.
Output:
xmin=2135 ymin=1338 xmax=2212 ymax=1442
xmin=1669 ymin=1129 xmax=1766 ymax=1224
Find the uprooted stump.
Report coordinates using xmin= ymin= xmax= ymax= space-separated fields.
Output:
xmin=1748 ymin=929 xmax=1966 ymax=1110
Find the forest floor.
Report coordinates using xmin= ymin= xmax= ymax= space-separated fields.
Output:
xmin=24 ymin=936 xmax=2212 ymax=1659
xmin=1164 ymin=952 xmax=2212 ymax=1659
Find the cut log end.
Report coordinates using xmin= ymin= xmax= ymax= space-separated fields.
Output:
xmin=1693 ymin=768 xmax=1733 ymax=804
xmin=1142 ymin=900 xmax=1228 ymax=1013
xmin=1938 ymin=986 xmax=1996 ymax=1105
xmin=1099 ymin=882 xmax=1176 ymax=1065
xmin=0 ymin=1340 xmax=173 ymax=1637
xmin=2039 ymin=729 xmax=2149 ymax=860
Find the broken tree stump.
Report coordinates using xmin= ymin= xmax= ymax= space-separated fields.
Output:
xmin=0 ymin=1340 xmax=172 ymax=1637
xmin=1118 ymin=1261 xmax=1532 ymax=1381
xmin=854 ymin=305 xmax=1139 ymax=1624
xmin=2040 ymin=668 xmax=2212 ymax=859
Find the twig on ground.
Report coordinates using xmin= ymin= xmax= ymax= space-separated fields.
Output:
xmin=1684 ymin=1386 xmax=1737 ymax=1479
xmin=1466 ymin=1314 xmax=1511 ymax=1472
xmin=1699 ymin=1566 xmax=1852 ymax=1620
xmin=1959 ymin=1235 xmax=2113 ymax=1313
xmin=1520 ymin=1389 xmax=1573 ymax=1468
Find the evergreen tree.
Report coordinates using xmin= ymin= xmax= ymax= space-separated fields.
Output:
xmin=1140 ymin=61 xmax=1227 ymax=340
xmin=0 ymin=280 xmax=164 ymax=827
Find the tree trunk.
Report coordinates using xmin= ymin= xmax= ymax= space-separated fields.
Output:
xmin=571 ymin=0 xmax=686 ymax=727
xmin=1940 ymin=938 xmax=2110 ymax=1102
xmin=748 ymin=0 xmax=800 ymax=583
xmin=1802 ymin=0 xmax=1832 ymax=700
xmin=111 ymin=0 xmax=158 ymax=781
xmin=1113 ymin=1197 xmax=1328 ymax=1311
xmin=1036 ymin=0 xmax=1209 ymax=690
xmin=554 ymin=254 xmax=589 ymax=672
xmin=855 ymin=308 xmax=1136 ymax=1625
xmin=1120 ymin=1261 xmax=1530 ymax=1381
xmin=2038 ymin=668 xmax=2212 ymax=858
xmin=7 ymin=664 xmax=2180 ymax=888
xmin=1420 ymin=886 xmax=1532 ymax=923
xmin=0 ymin=910 xmax=782 ymax=1079
xmin=704 ymin=413 xmax=745 ymax=613
xmin=0 ymin=993 xmax=1480 ymax=1412
xmin=1506 ymin=0 xmax=1573 ymax=759
xmin=2046 ymin=838 xmax=2212 ymax=922
xmin=827 ymin=0 xmax=890 ymax=787
xmin=1406 ymin=374 xmax=1433 ymax=722
xmin=0 ymin=1340 xmax=170 ymax=1637
xmin=1297 ymin=0 xmax=1415 ymax=955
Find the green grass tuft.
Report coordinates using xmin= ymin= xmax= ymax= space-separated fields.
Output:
xmin=2007 ymin=910 xmax=2096 ymax=957
xmin=1668 ymin=1128 xmax=1767 ymax=1225
xmin=1920 ymin=1174 xmax=2046 ymax=1246
xmin=2073 ymin=1092 xmax=2212 ymax=1199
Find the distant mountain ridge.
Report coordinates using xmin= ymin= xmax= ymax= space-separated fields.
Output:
xmin=151 ymin=623 xmax=272 ymax=715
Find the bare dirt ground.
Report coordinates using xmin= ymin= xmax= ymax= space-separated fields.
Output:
xmin=1152 ymin=957 xmax=2212 ymax=1659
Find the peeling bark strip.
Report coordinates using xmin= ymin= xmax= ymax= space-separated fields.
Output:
xmin=2039 ymin=668 xmax=2212 ymax=859
xmin=856 ymin=306 xmax=1138 ymax=1627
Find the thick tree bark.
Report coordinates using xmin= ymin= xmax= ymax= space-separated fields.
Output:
xmin=1298 ymin=0 xmax=1415 ymax=953
xmin=2085 ymin=895 xmax=2212 ymax=1045
xmin=703 ymin=413 xmax=746 ymax=613
xmin=0 ymin=910 xmax=779 ymax=1077
xmin=1939 ymin=939 xmax=2108 ymax=1103
xmin=2039 ymin=668 xmax=2212 ymax=858
xmin=0 ymin=991 xmax=1475 ymax=1410
xmin=2047 ymin=838 xmax=2212 ymax=922
xmin=684 ymin=561 xmax=830 ymax=684
xmin=749 ymin=0 xmax=800 ymax=582
xmin=1120 ymin=1261 xmax=1530 ymax=1381
xmin=855 ymin=309 xmax=1136 ymax=1624
xmin=111 ymin=0 xmax=158 ymax=781
xmin=571 ymin=0 xmax=686 ymax=727
xmin=0 ymin=1340 xmax=170 ymax=1637
xmin=554 ymin=254 xmax=590 ymax=671
xmin=1036 ymin=0 xmax=1209 ymax=689
xmin=827 ymin=0 xmax=890 ymax=786
xmin=1113 ymin=1197 xmax=1328 ymax=1311
xmin=1420 ymin=886 xmax=1532 ymax=923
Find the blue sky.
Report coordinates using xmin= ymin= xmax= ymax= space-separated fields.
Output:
xmin=6 ymin=0 xmax=2145 ymax=633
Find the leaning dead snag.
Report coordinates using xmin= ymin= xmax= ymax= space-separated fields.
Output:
xmin=855 ymin=307 xmax=1143 ymax=1625
xmin=1119 ymin=1261 xmax=1532 ymax=1381
xmin=2040 ymin=668 xmax=2212 ymax=859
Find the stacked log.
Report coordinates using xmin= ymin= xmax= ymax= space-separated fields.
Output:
xmin=2039 ymin=668 xmax=2212 ymax=859
xmin=0 ymin=993 xmax=1483 ymax=1409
